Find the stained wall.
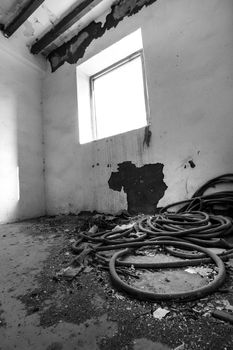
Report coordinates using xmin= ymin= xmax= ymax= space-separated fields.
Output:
xmin=43 ymin=0 xmax=233 ymax=215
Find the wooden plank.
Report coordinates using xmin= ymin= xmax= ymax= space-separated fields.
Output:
xmin=3 ymin=0 xmax=46 ymax=37
xmin=31 ymin=0 xmax=103 ymax=55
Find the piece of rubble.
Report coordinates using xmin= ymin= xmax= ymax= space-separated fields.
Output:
xmin=185 ymin=266 xmax=213 ymax=277
xmin=57 ymin=266 xmax=84 ymax=279
xmin=83 ymin=266 xmax=93 ymax=273
xmin=114 ymin=293 xmax=125 ymax=300
xmin=92 ymin=214 xmax=103 ymax=220
xmin=104 ymin=215 xmax=117 ymax=221
xmin=112 ymin=223 xmax=135 ymax=232
xmin=226 ymin=259 xmax=233 ymax=268
xmin=173 ymin=342 xmax=185 ymax=350
xmin=153 ymin=307 xmax=170 ymax=320
xmin=88 ymin=225 xmax=98 ymax=234
xmin=222 ymin=299 xmax=233 ymax=311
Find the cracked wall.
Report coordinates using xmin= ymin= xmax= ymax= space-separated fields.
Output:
xmin=48 ymin=0 xmax=158 ymax=72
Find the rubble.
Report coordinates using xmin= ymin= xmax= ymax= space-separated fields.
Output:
xmin=185 ymin=267 xmax=215 ymax=277
xmin=153 ymin=307 xmax=170 ymax=320
xmin=173 ymin=343 xmax=185 ymax=350
xmin=57 ymin=266 xmax=84 ymax=280
xmin=13 ymin=173 xmax=233 ymax=348
xmin=12 ymin=211 xmax=233 ymax=349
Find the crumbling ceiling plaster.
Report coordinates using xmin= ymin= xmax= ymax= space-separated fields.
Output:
xmin=0 ymin=0 xmax=159 ymax=72
xmin=48 ymin=0 xmax=159 ymax=72
xmin=0 ymin=0 xmax=116 ymax=55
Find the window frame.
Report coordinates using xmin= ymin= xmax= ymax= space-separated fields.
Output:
xmin=89 ymin=49 xmax=149 ymax=141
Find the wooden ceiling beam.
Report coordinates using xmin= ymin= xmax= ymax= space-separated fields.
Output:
xmin=2 ymin=0 xmax=46 ymax=37
xmin=31 ymin=0 xmax=103 ymax=55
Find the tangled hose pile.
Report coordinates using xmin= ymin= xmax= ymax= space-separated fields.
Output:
xmin=72 ymin=174 xmax=233 ymax=302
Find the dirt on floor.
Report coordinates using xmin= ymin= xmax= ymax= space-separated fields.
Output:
xmin=0 ymin=214 xmax=233 ymax=350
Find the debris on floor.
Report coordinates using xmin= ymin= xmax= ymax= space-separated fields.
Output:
xmin=56 ymin=265 xmax=84 ymax=279
xmin=173 ymin=343 xmax=185 ymax=350
xmin=212 ymin=309 xmax=233 ymax=325
xmin=1 ymin=174 xmax=233 ymax=349
xmin=184 ymin=267 xmax=215 ymax=277
xmin=226 ymin=259 xmax=233 ymax=268
xmin=153 ymin=307 xmax=170 ymax=320
xmin=63 ymin=174 xmax=233 ymax=304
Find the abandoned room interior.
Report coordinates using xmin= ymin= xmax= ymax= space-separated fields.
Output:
xmin=0 ymin=0 xmax=233 ymax=349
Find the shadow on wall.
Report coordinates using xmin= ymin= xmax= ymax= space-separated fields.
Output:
xmin=108 ymin=161 xmax=167 ymax=214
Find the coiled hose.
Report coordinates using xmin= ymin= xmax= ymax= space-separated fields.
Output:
xmin=71 ymin=174 xmax=233 ymax=301
xmin=108 ymin=241 xmax=226 ymax=302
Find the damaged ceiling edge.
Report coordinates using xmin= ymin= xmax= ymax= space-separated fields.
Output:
xmin=30 ymin=0 xmax=104 ymax=55
xmin=47 ymin=0 xmax=159 ymax=73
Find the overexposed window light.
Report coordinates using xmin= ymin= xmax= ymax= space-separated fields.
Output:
xmin=76 ymin=28 xmax=149 ymax=144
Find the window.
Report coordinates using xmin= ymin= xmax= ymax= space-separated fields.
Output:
xmin=76 ymin=29 xmax=150 ymax=144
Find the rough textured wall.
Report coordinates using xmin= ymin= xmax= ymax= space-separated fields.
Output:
xmin=0 ymin=35 xmax=45 ymax=223
xmin=43 ymin=0 xmax=233 ymax=215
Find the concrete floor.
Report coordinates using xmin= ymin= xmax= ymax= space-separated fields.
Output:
xmin=0 ymin=216 xmax=233 ymax=350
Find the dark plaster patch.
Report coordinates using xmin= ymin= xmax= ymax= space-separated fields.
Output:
xmin=48 ymin=0 xmax=158 ymax=72
xmin=108 ymin=161 xmax=167 ymax=214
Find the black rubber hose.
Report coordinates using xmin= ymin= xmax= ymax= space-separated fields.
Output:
xmin=109 ymin=240 xmax=226 ymax=302
xmin=95 ymin=239 xmax=233 ymax=268
xmin=70 ymin=174 xmax=233 ymax=302
xmin=138 ymin=213 xmax=232 ymax=247
xmin=192 ymin=174 xmax=233 ymax=198
xmin=164 ymin=246 xmax=233 ymax=260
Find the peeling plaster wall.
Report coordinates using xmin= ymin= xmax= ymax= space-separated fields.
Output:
xmin=43 ymin=0 xmax=233 ymax=215
xmin=0 ymin=35 xmax=46 ymax=223
xmin=47 ymin=0 xmax=158 ymax=72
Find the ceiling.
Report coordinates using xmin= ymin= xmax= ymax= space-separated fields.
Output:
xmin=0 ymin=0 xmax=116 ymax=56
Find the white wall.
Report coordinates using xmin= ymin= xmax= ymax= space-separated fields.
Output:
xmin=0 ymin=34 xmax=46 ymax=223
xmin=43 ymin=0 xmax=233 ymax=215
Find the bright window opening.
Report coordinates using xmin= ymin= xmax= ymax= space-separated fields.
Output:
xmin=91 ymin=51 xmax=147 ymax=140
xmin=76 ymin=29 xmax=150 ymax=144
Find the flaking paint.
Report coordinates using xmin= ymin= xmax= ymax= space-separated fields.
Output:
xmin=48 ymin=0 xmax=159 ymax=72
xmin=108 ymin=162 xmax=167 ymax=214
xmin=43 ymin=0 xmax=233 ymax=215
